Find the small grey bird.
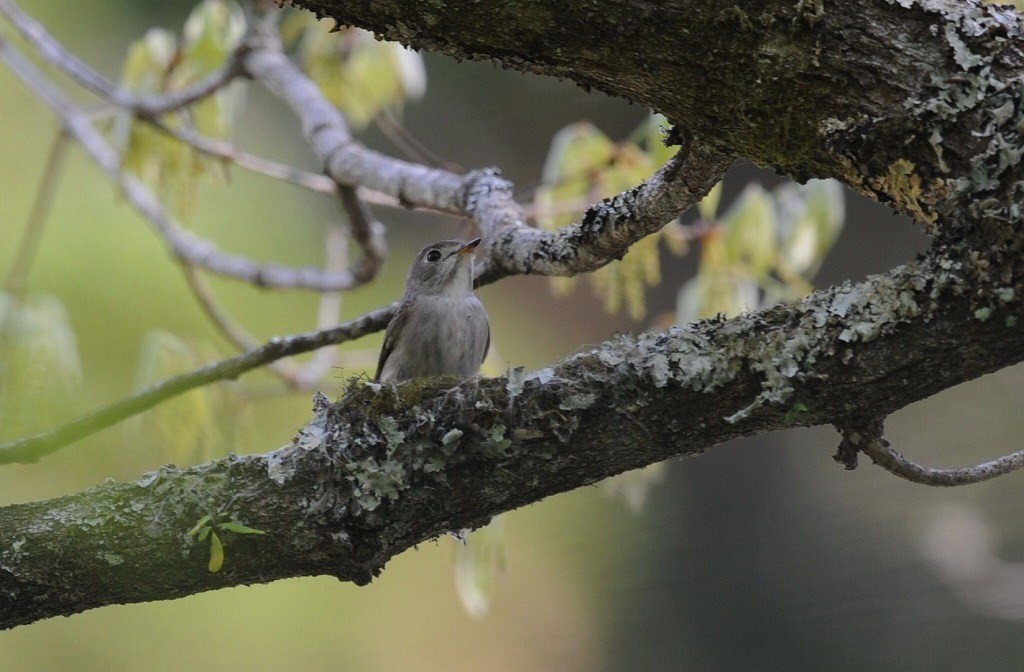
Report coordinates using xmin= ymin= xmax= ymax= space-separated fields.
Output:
xmin=374 ymin=239 xmax=490 ymax=383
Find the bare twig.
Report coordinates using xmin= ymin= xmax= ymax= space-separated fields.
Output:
xmin=241 ymin=12 xmax=390 ymax=284
xmin=145 ymin=116 xmax=423 ymax=211
xmin=3 ymin=128 xmax=68 ymax=296
xmin=374 ymin=108 xmax=462 ymax=173
xmin=147 ymin=116 xmax=338 ymax=193
xmin=835 ymin=417 xmax=1024 ymax=485
xmin=241 ymin=7 xmax=731 ymax=279
xmin=0 ymin=0 xmax=244 ymax=115
xmin=182 ymin=265 xmax=262 ymax=353
xmin=477 ymin=144 xmax=731 ymax=283
xmin=241 ymin=9 xmax=472 ymax=212
xmin=183 ymin=223 xmax=354 ymax=390
xmin=864 ymin=442 xmax=1024 ymax=486
xmin=0 ymin=304 xmax=395 ymax=464
xmin=338 ymin=186 xmax=386 ymax=282
xmin=0 ymin=34 xmax=366 ymax=291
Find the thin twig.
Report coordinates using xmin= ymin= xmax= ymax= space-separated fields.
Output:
xmin=241 ymin=9 xmax=470 ymax=213
xmin=338 ymin=186 xmax=386 ymax=283
xmin=145 ymin=115 xmax=454 ymax=212
xmin=0 ymin=0 xmax=244 ymax=115
xmin=859 ymin=440 xmax=1024 ymax=486
xmin=182 ymin=265 xmax=261 ymax=353
xmin=3 ymin=128 xmax=68 ymax=296
xmin=240 ymin=11 xmax=389 ymax=284
xmin=0 ymin=34 xmax=365 ymax=291
xmin=291 ymin=226 xmax=347 ymax=388
xmin=0 ymin=304 xmax=396 ymax=464
xmin=0 ymin=0 xmax=456 ymax=212
xmin=146 ymin=116 xmax=337 ymax=194
xmin=374 ymin=108 xmax=462 ymax=173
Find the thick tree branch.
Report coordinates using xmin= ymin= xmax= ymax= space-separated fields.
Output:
xmin=241 ymin=6 xmax=730 ymax=276
xmin=5 ymin=0 xmax=1024 ymax=633
xmin=301 ymin=0 xmax=1024 ymax=227
xmin=3 ymin=247 xmax=1023 ymax=628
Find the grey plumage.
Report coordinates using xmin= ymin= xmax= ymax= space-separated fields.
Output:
xmin=375 ymin=239 xmax=490 ymax=383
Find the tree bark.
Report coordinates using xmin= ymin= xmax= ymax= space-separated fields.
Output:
xmin=299 ymin=0 xmax=1023 ymax=222
xmin=3 ymin=0 xmax=1024 ymax=628
xmin=2 ymin=249 xmax=1023 ymax=628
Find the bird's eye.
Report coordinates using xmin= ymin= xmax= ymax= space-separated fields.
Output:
xmin=425 ymin=249 xmax=442 ymax=262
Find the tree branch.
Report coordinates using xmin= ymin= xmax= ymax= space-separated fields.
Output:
xmin=302 ymin=0 xmax=1024 ymax=227
xmin=3 ymin=245 xmax=1023 ymax=628
xmin=0 ymin=33 xmax=373 ymax=292
xmin=241 ymin=6 xmax=729 ymax=273
xmin=0 ymin=0 xmax=245 ymax=115
xmin=0 ymin=306 xmax=394 ymax=465
xmin=837 ymin=416 xmax=1024 ymax=486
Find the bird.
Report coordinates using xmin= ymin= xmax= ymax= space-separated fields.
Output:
xmin=374 ymin=239 xmax=490 ymax=383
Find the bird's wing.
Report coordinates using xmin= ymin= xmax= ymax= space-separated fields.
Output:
xmin=374 ymin=302 xmax=410 ymax=381
xmin=483 ymin=319 xmax=490 ymax=365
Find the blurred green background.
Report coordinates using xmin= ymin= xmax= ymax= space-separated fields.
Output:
xmin=3 ymin=1 xmax=1024 ymax=669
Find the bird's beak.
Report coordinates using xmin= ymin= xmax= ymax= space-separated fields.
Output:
xmin=456 ymin=238 xmax=482 ymax=256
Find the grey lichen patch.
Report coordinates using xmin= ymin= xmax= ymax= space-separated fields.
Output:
xmin=944 ymin=22 xmax=984 ymax=70
xmin=559 ymin=392 xmax=597 ymax=411
xmin=895 ymin=3 xmax=1024 ymax=214
xmin=268 ymin=375 xmax=544 ymax=522
xmin=610 ymin=325 xmax=737 ymax=393
xmin=726 ymin=261 xmax=943 ymax=423
xmin=267 ymin=392 xmax=333 ymax=486
xmin=348 ymin=457 xmax=408 ymax=512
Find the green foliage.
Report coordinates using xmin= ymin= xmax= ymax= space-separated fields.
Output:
xmin=187 ymin=511 xmax=265 ymax=573
xmin=535 ymin=113 xmax=845 ymax=322
xmin=114 ymin=0 xmax=246 ymax=221
xmin=127 ymin=330 xmax=249 ymax=466
xmin=284 ymin=12 xmax=426 ymax=130
xmin=534 ymin=114 xmax=681 ymax=319
xmin=784 ymin=401 xmax=809 ymax=425
xmin=0 ymin=292 xmax=82 ymax=440
xmin=677 ymin=178 xmax=844 ymax=322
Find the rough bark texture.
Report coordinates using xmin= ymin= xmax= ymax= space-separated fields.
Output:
xmin=3 ymin=249 xmax=1023 ymax=629
xmin=3 ymin=0 xmax=1024 ymax=628
xmin=297 ymin=0 xmax=1023 ymax=221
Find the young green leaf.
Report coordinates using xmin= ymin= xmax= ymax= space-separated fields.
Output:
xmin=0 ymin=293 xmax=83 ymax=440
xmin=127 ymin=330 xmax=243 ymax=466
xmin=115 ymin=2 xmax=246 ymax=221
xmin=186 ymin=514 xmax=213 ymax=537
xmin=297 ymin=17 xmax=426 ymax=129
xmin=218 ymin=522 xmax=266 ymax=535
xmin=722 ymin=183 xmax=776 ymax=278
xmin=208 ymin=530 xmax=224 ymax=572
